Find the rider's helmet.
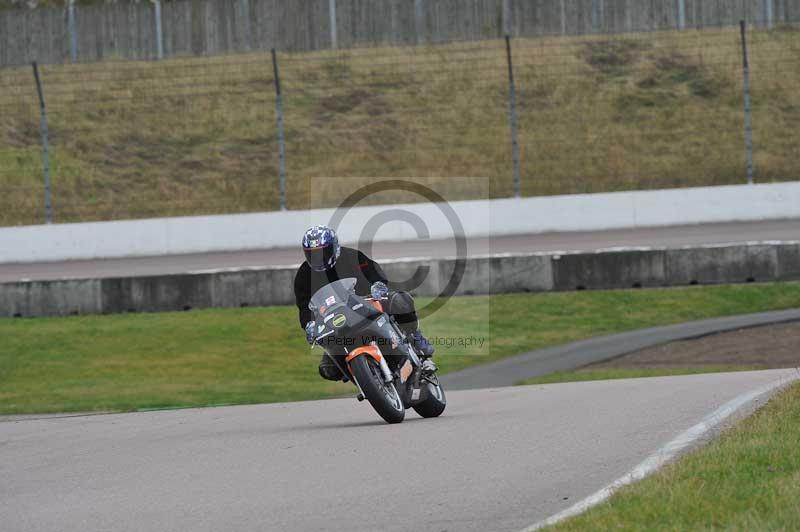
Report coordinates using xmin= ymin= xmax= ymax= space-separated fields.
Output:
xmin=302 ymin=225 xmax=340 ymax=272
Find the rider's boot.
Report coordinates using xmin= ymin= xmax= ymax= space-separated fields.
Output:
xmin=411 ymin=329 xmax=437 ymax=373
xmin=420 ymin=358 xmax=437 ymax=374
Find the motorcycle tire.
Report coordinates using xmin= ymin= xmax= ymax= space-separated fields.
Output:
xmin=412 ymin=377 xmax=447 ymax=418
xmin=349 ymin=355 xmax=405 ymax=424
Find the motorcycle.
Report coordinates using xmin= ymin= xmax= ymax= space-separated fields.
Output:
xmin=309 ymin=277 xmax=446 ymax=424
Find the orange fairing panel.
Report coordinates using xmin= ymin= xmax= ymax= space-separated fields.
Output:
xmin=345 ymin=345 xmax=383 ymax=364
xmin=369 ymin=299 xmax=384 ymax=312
xmin=399 ymin=360 xmax=413 ymax=383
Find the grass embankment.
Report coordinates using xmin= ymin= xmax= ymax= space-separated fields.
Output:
xmin=1 ymin=27 xmax=799 ymax=225
xmin=547 ymin=382 xmax=800 ymax=531
xmin=1 ymin=283 xmax=799 ymax=415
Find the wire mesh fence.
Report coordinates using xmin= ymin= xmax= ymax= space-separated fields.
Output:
xmin=279 ymin=40 xmax=513 ymax=209
xmin=0 ymin=65 xmax=42 ymax=227
xmin=515 ymin=27 xmax=749 ymax=195
xmin=1 ymin=22 xmax=799 ymax=226
xmin=1 ymin=56 xmax=279 ymax=225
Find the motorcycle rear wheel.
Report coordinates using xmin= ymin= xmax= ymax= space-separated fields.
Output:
xmin=412 ymin=376 xmax=447 ymax=418
xmin=349 ymin=355 xmax=405 ymax=424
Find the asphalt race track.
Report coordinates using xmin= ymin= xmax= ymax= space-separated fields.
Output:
xmin=2 ymin=219 xmax=798 ymax=282
xmin=2 ymin=369 xmax=796 ymax=532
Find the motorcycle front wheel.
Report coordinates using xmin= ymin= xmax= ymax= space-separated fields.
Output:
xmin=349 ymin=355 xmax=405 ymax=424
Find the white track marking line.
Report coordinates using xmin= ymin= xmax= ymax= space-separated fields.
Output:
xmin=522 ymin=372 xmax=800 ymax=531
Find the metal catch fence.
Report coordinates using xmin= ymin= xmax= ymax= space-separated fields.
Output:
xmin=0 ymin=21 xmax=798 ymax=226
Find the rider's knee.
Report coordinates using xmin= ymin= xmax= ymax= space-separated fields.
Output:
xmin=387 ymin=290 xmax=415 ymax=314
xmin=387 ymin=290 xmax=418 ymax=333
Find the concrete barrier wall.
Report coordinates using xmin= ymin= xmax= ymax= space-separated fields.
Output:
xmin=2 ymin=181 xmax=800 ymax=265
xmin=2 ymin=242 xmax=798 ymax=318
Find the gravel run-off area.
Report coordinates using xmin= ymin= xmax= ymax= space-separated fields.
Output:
xmin=589 ymin=322 xmax=800 ymax=370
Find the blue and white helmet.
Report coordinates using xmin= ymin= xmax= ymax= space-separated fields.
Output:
xmin=302 ymin=225 xmax=340 ymax=272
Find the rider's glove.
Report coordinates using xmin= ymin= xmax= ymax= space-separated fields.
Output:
xmin=370 ymin=281 xmax=389 ymax=299
xmin=304 ymin=320 xmax=316 ymax=344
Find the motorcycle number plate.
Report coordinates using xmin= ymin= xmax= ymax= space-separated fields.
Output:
xmin=411 ymin=388 xmax=421 ymax=401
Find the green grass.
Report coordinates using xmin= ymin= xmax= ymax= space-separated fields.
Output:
xmin=1 ymin=282 xmax=799 ymax=415
xmin=1 ymin=26 xmax=799 ymax=225
xmin=547 ymin=382 xmax=800 ymax=531
xmin=519 ymin=366 xmax=760 ymax=385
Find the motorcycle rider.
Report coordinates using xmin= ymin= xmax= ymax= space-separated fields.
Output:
xmin=294 ymin=225 xmax=436 ymax=381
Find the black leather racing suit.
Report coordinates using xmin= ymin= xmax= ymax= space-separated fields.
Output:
xmin=293 ymin=246 xmax=419 ymax=380
xmin=294 ymin=246 xmax=386 ymax=327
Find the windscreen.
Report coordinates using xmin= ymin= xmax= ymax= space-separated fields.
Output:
xmin=309 ymin=278 xmax=357 ymax=314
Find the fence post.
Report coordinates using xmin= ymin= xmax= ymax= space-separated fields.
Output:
xmin=765 ymin=0 xmax=774 ymax=29
xmin=505 ymin=35 xmax=521 ymax=198
xmin=328 ymin=0 xmax=338 ymax=49
xmin=591 ymin=0 xmax=601 ymax=32
xmin=271 ymin=49 xmax=287 ymax=210
xmin=67 ymin=0 xmax=78 ymax=63
xmin=414 ymin=0 xmax=424 ymax=44
xmin=503 ymin=0 xmax=512 ymax=36
xmin=739 ymin=20 xmax=754 ymax=185
xmin=625 ymin=0 xmax=633 ymax=32
xmin=153 ymin=0 xmax=164 ymax=60
xmin=559 ymin=0 xmax=567 ymax=35
xmin=32 ymin=62 xmax=53 ymax=224
xmin=677 ymin=0 xmax=686 ymax=29
xmin=240 ymin=0 xmax=252 ymax=50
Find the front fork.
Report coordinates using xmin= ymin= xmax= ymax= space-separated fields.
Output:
xmin=377 ymin=356 xmax=394 ymax=383
xmin=330 ymin=347 xmax=395 ymax=401
xmin=349 ymin=356 xmax=393 ymax=402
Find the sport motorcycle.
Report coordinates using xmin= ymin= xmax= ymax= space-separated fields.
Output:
xmin=309 ymin=278 xmax=446 ymax=424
